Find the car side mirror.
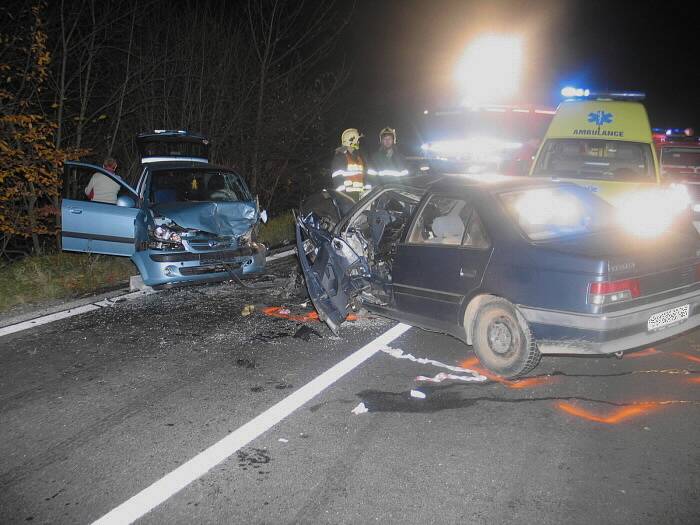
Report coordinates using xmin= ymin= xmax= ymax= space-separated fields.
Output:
xmin=117 ymin=195 xmax=136 ymax=208
xmin=260 ymin=209 xmax=268 ymax=224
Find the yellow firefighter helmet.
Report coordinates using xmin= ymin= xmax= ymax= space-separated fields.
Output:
xmin=341 ymin=128 xmax=363 ymax=150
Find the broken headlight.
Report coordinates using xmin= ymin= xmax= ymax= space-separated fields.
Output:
xmin=148 ymin=225 xmax=183 ymax=249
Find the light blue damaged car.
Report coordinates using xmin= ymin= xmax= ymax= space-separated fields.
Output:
xmin=61 ymin=131 xmax=267 ymax=287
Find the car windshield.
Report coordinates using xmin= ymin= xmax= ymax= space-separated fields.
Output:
xmin=660 ymin=147 xmax=700 ymax=179
xmin=149 ymin=169 xmax=251 ymax=204
xmin=499 ymin=184 xmax=615 ymax=241
xmin=532 ymin=139 xmax=655 ymax=182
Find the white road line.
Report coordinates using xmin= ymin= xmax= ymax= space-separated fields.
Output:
xmin=0 ymin=290 xmax=156 ymax=338
xmin=0 ymin=249 xmax=296 ymax=338
xmin=91 ymin=322 xmax=412 ymax=525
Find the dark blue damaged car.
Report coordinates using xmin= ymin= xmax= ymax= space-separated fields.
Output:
xmin=61 ymin=131 xmax=267 ymax=287
xmin=296 ymin=177 xmax=700 ymax=377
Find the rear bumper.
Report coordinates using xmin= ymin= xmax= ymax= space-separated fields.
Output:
xmin=518 ymin=288 xmax=700 ymax=355
xmin=132 ymin=242 xmax=266 ymax=286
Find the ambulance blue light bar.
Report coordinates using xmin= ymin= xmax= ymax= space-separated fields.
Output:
xmin=561 ymin=86 xmax=645 ymax=101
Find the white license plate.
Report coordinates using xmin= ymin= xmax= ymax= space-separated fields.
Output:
xmin=647 ymin=304 xmax=690 ymax=331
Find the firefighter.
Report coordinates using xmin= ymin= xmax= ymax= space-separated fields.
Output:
xmin=367 ymin=127 xmax=409 ymax=187
xmin=331 ymin=128 xmax=368 ymax=200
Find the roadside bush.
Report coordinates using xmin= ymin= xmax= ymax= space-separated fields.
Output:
xmin=0 ymin=252 xmax=135 ymax=312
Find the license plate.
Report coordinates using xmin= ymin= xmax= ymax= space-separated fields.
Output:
xmin=647 ymin=304 xmax=690 ymax=331
xmin=200 ymin=251 xmax=240 ymax=264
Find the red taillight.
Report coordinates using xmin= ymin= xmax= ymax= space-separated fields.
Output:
xmin=589 ymin=278 xmax=641 ymax=305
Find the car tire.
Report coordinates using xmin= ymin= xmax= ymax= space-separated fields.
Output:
xmin=472 ymin=299 xmax=540 ymax=378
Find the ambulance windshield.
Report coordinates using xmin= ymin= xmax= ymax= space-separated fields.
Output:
xmin=532 ymin=139 xmax=655 ymax=182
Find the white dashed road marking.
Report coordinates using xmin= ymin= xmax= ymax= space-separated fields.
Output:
xmin=91 ymin=323 xmax=412 ymax=525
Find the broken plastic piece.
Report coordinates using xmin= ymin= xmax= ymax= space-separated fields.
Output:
xmin=293 ymin=325 xmax=322 ymax=341
xmin=278 ymin=438 xmax=289 ymax=443
xmin=241 ymin=304 xmax=255 ymax=316
xmin=410 ymin=389 xmax=426 ymax=399
xmin=351 ymin=402 xmax=368 ymax=414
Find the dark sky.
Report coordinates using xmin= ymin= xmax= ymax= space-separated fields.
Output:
xmin=344 ymin=0 xmax=698 ymax=147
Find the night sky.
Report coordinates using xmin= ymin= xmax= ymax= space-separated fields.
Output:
xmin=343 ymin=0 xmax=698 ymax=149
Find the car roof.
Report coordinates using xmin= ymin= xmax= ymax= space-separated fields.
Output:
xmin=425 ymin=174 xmax=563 ymax=195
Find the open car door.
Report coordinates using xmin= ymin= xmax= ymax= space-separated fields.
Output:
xmin=295 ymin=213 xmax=370 ymax=334
xmin=61 ymin=161 xmax=140 ymax=256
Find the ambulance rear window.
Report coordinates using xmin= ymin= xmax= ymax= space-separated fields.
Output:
xmin=533 ymin=139 xmax=654 ymax=182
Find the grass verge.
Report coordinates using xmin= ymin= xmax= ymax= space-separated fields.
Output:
xmin=0 ymin=252 xmax=136 ymax=313
xmin=258 ymin=210 xmax=295 ymax=249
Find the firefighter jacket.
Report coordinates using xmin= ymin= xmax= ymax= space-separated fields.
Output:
xmin=367 ymin=147 xmax=409 ymax=188
xmin=331 ymin=147 xmax=367 ymax=195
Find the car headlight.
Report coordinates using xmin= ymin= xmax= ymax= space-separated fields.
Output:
xmin=149 ymin=225 xmax=183 ymax=247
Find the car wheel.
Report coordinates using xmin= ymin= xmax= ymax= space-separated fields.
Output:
xmin=472 ymin=299 xmax=540 ymax=378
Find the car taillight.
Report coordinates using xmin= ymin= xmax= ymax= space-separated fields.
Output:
xmin=588 ymin=279 xmax=641 ymax=305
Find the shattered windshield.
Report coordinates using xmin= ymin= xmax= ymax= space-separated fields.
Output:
xmin=499 ymin=185 xmax=615 ymax=241
xmin=532 ymin=139 xmax=655 ymax=182
xmin=149 ymin=169 xmax=252 ymax=204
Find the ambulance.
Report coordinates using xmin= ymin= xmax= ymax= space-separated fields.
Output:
xmin=529 ymin=89 xmax=691 ymax=235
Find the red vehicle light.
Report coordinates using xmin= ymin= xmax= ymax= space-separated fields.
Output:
xmin=589 ymin=279 xmax=641 ymax=305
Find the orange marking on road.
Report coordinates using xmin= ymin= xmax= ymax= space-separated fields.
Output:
xmin=458 ymin=357 xmax=556 ymax=389
xmin=625 ymin=348 xmax=660 ymax=358
xmin=672 ymin=352 xmax=700 ymax=364
xmin=687 ymin=376 xmax=700 ymax=384
xmin=261 ymin=306 xmax=357 ymax=323
xmin=556 ymin=401 xmax=659 ymax=424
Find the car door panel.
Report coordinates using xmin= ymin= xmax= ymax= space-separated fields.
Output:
xmin=61 ymin=162 xmax=139 ymax=256
xmin=295 ymin=217 xmax=371 ymax=333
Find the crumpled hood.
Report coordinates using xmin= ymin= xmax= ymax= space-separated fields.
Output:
xmin=152 ymin=201 xmax=258 ymax=236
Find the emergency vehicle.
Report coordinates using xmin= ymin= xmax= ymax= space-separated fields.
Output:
xmin=530 ymin=90 xmax=663 ymax=201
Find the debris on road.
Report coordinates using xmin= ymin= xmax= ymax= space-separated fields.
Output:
xmin=278 ymin=438 xmax=289 ymax=443
xmin=381 ymin=346 xmax=487 ymax=382
xmin=416 ymin=372 xmax=488 ymax=384
xmin=351 ymin=402 xmax=369 ymax=415
xmin=410 ymin=389 xmax=426 ymax=399
xmin=293 ymin=325 xmax=322 ymax=341
xmin=241 ymin=304 xmax=255 ymax=316
xmin=261 ymin=305 xmax=359 ymax=323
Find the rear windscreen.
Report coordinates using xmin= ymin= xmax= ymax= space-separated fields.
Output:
xmin=149 ymin=170 xmax=251 ymax=205
xmin=499 ymin=184 xmax=615 ymax=241
xmin=532 ymin=139 xmax=655 ymax=182
xmin=139 ymin=140 xmax=208 ymax=160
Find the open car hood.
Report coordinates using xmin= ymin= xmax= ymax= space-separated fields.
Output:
xmin=152 ymin=201 xmax=258 ymax=237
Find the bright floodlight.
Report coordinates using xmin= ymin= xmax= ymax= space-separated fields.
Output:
xmin=455 ymin=35 xmax=522 ymax=106
xmin=561 ymin=86 xmax=590 ymax=98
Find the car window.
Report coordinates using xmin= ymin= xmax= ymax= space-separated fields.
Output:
xmin=463 ymin=211 xmax=490 ymax=249
xmin=499 ymin=185 xmax=615 ymax=241
xmin=661 ymin=147 xmax=700 ymax=179
xmin=63 ymin=164 xmax=129 ymax=205
xmin=148 ymin=170 xmax=252 ymax=204
xmin=532 ymin=139 xmax=655 ymax=182
xmin=408 ymin=196 xmax=472 ymax=245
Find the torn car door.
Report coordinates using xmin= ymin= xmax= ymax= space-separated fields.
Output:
xmin=296 ymin=214 xmax=371 ymax=333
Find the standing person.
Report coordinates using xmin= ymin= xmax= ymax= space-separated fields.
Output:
xmin=367 ymin=127 xmax=409 ymax=187
xmin=331 ymin=128 xmax=368 ymax=200
xmin=85 ymin=157 xmax=121 ymax=204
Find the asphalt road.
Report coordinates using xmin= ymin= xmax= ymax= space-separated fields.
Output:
xmin=1 ymin=257 xmax=698 ymax=524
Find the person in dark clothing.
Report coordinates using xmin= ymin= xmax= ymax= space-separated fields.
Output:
xmin=367 ymin=127 xmax=409 ymax=188
xmin=331 ymin=128 xmax=368 ymax=200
